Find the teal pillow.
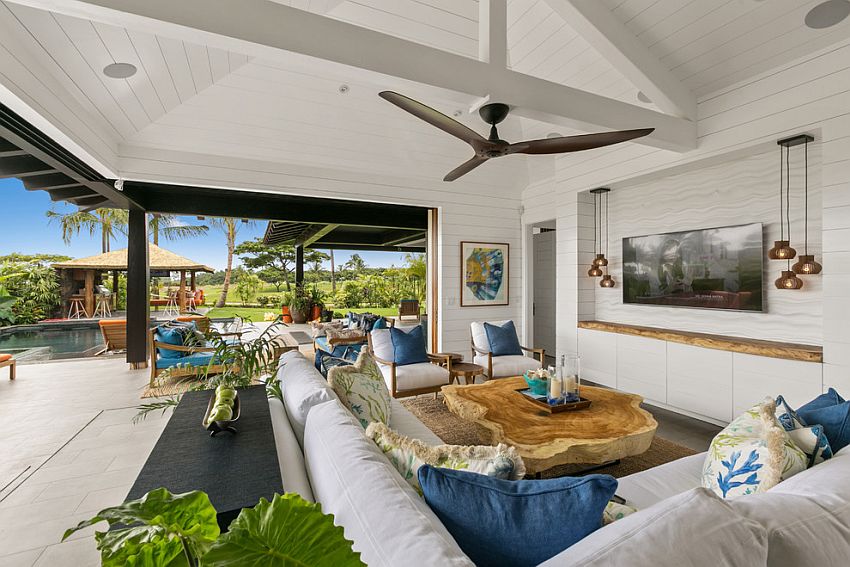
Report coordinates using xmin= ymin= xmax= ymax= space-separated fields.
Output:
xmin=418 ymin=466 xmax=617 ymax=567
xmin=797 ymin=390 xmax=850 ymax=453
xmin=155 ymin=326 xmax=186 ymax=359
xmin=389 ymin=325 xmax=429 ymax=366
xmin=371 ymin=317 xmax=388 ymax=331
xmin=484 ymin=321 xmax=522 ymax=356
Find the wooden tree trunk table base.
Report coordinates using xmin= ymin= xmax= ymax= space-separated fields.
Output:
xmin=442 ymin=376 xmax=658 ymax=474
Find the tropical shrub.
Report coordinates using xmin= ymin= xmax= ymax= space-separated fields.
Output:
xmin=256 ymin=295 xmax=270 ymax=307
xmin=0 ymin=261 xmax=60 ymax=324
xmin=235 ymin=273 xmax=262 ymax=306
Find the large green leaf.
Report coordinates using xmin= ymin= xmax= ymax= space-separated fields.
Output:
xmin=202 ymin=493 xmax=364 ymax=567
xmin=64 ymin=488 xmax=220 ymax=565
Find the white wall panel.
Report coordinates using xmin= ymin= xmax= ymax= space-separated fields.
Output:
xmin=667 ymin=343 xmax=733 ymax=422
xmin=616 ymin=333 xmax=666 ymax=404
xmin=577 ymin=328 xmax=616 ymax=388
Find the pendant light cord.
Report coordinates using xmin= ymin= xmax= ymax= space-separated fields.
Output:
xmin=605 ymin=192 xmax=610 ymax=259
xmin=786 ymin=145 xmax=791 ymax=271
xmin=804 ymin=139 xmax=809 ymax=256
xmin=779 ymin=144 xmax=784 ymax=242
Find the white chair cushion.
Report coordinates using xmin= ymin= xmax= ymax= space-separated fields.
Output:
xmin=268 ymin=398 xmax=314 ymax=502
xmin=540 ymin=488 xmax=768 ymax=567
xmin=389 ymin=398 xmax=443 ymax=445
xmin=615 ymin=452 xmax=705 ymax=510
xmin=370 ymin=328 xmax=394 ymax=361
xmin=730 ymin=448 xmax=850 ymax=567
xmin=379 ymin=362 xmax=451 ymax=392
xmin=474 ymin=354 xmax=542 ymax=378
xmin=279 ymin=351 xmax=337 ymax=447
xmin=303 ymin=399 xmax=474 ymax=567
xmin=470 ymin=320 xmax=510 ymax=352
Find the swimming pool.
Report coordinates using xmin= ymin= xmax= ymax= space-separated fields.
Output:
xmin=0 ymin=323 xmax=105 ymax=362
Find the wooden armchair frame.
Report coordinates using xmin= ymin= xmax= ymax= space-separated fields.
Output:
xmin=471 ymin=340 xmax=545 ymax=380
xmin=367 ymin=333 xmax=452 ymax=399
xmin=148 ymin=328 xmax=227 ymax=388
xmin=1 ymin=356 xmax=14 ymax=381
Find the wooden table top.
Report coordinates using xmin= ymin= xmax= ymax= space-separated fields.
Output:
xmin=450 ymin=362 xmax=484 ymax=376
xmin=442 ymin=376 xmax=657 ymax=474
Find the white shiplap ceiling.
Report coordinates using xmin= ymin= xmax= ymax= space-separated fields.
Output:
xmin=1 ymin=0 xmax=849 ymax=185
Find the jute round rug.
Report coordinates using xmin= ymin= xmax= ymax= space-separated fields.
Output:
xmin=400 ymin=395 xmax=697 ymax=479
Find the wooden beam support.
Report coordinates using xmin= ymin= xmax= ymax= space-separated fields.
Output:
xmin=47 ymin=186 xmax=92 ymax=201
xmin=479 ymin=0 xmax=507 ymax=68
xmin=126 ymin=210 xmax=150 ymax=368
xmin=295 ymin=223 xmax=339 ymax=247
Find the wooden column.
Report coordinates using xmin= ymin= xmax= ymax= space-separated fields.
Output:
xmin=178 ymin=270 xmax=186 ymax=313
xmin=190 ymin=271 xmax=196 ymax=292
xmin=84 ymin=269 xmax=95 ymax=317
xmin=112 ymin=269 xmax=119 ymax=309
xmin=295 ymin=245 xmax=304 ymax=288
xmin=126 ymin=210 xmax=150 ymax=369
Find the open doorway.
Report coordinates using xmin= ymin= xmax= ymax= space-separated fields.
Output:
xmin=532 ymin=221 xmax=556 ymax=365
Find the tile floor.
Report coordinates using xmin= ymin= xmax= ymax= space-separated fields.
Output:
xmin=0 ymin=339 xmax=723 ymax=566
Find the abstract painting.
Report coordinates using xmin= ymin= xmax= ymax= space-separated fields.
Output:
xmin=461 ymin=241 xmax=509 ymax=307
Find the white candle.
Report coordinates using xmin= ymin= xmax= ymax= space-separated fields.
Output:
xmin=565 ymin=375 xmax=577 ymax=392
xmin=549 ymin=376 xmax=562 ymax=398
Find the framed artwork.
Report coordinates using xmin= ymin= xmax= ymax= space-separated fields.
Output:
xmin=460 ymin=241 xmax=509 ymax=307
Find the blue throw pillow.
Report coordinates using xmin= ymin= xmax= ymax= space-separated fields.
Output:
xmin=371 ymin=317 xmax=388 ymax=331
xmin=390 ymin=325 xmax=429 ymax=366
xmin=418 ymin=466 xmax=617 ymax=567
xmin=155 ymin=326 xmax=186 ymax=359
xmin=797 ymin=389 xmax=850 ymax=453
xmin=484 ymin=321 xmax=522 ymax=356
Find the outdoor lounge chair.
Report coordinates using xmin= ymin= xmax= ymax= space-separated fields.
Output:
xmin=148 ymin=327 xmax=226 ymax=388
xmin=98 ymin=319 xmax=127 ymax=353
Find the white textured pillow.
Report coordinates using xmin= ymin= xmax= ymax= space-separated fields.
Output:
xmin=370 ymin=328 xmax=394 ymax=362
xmin=702 ymin=398 xmax=807 ymax=499
xmin=310 ymin=320 xmax=343 ymax=338
xmin=540 ymin=488 xmax=768 ymax=567
xmin=281 ymin=352 xmax=337 ymax=447
xmin=328 ymin=350 xmax=392 ymax=428
xmin=326 ymin=328 xmax=365 ymax=342
xmin=365 ymin=422 xmax=525 ymax=492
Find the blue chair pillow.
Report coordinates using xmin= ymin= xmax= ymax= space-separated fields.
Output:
xmin=155 ymin=326 xmax=186 ymax=359
xmin=390 ymin=325 xmax=429 ymax=366
xmin=797 ymin=389 xmax=850 ymax=453
xmin=371 ymin=317 xmax=388 ymax=331
xmin=484 ymin=321 xmax=523 ymax=356
xmin=418 ymin=466 xmax=617 ymax=567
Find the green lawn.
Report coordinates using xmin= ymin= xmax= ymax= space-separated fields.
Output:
xmin=201 ymin=281 xmax=335 ymax=305
xmin=204 ymin=305 xmax=404 ymax=321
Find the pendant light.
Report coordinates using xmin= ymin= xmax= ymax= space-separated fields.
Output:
xmin=767 ymin=143 xmax=796 ymax=261
xmin=591 ymin=188 xmax=615 ymax=288
xmin=775 ymin=270 xmax=804 ymax=289
xmin=587 ymin=190 xmax=603 ymax=277
xmin=791 ymin=136 xmax=822 ymax=274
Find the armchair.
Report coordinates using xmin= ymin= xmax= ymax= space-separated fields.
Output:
xmin=148 ymin=327 xmax=226 ymax=387
xmin=368 ymin=328 xmax=452 ymax=398
xmin=470 ymin=320 xmax=544 ymax=380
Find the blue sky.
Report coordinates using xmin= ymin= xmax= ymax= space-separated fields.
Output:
xmin=0 ymin=178 xmax=410 ymax=270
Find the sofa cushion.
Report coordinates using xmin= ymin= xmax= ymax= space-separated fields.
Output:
xmin=280 ymin=351 xmax=337 ymax=447
xmin=382 ymin=362 xmax=451 ymax=393
xmin=702 ymin=398 xmax=807 ymax=499
xmin=327 ymin=350 xmax=391 ymax=428
xmin=390 ymin=325 xmax=429 ymax=366
xmin=484 ymin=320 xmax=522 ymax=356
xmin=730 ymin=448 xmax=850 ymax=567
xmin=366 ymin=422 xmax=524 ymax=492
xmin=155 ymin=351 xmax=217 ymax=369
xmin=796 ymin=391 xmax=850 ymax=453
xmin=615 ymin=452 xmax=705 ymax=510
xmin=776 ymin=394 xmax=834 ymax=466
xmin=370 ymin=328 xmax=394 ymax=361
xmin=419 ymin=466 xmax=617 ymax=567
xmin=310 ymin=320 xmax=343 ymax=338
xmin=268 ymin=398 xmax=314 ymax=502
xmin=540 ymin=488 xmax=768 ymax=567
xmin=388 ymin=398 xmax=443 ymax=445
xmin=474 ymin=354 xmax=542 ymax=378
xmin=303 ymin=399 xmax=473 ymax=567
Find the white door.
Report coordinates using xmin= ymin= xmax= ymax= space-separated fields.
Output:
xmin=533 ymin=229 xmax=556 ymax=358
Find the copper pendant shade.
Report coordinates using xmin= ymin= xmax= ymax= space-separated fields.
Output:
xmin=600 ymin=274 xmax=616 ymax=288
xmin=775 ymin=270 xmax=803 ymax=290
xmin=593 ymin=253 xmax=608 ymax=267
xmin=792 ymin=254 xmax=822 ymax=275
xmin=587 ymin=266 xmax=604 ymax=277
xmin=590 ymin=188 xmax=615 ymax=288
xmin=767 ymin=240 xmax=797 ymax=260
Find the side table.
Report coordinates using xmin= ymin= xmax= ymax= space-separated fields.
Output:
xmin=450 ymin=362 xmax=484 ymax=386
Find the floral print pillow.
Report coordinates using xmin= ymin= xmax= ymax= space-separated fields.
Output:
xmin=702 ymin=398 xmax=807 ymax=500
xmin=327 ymin=350 xmax=391 ymax=428
xmin=366 ymin=422 xmax=526 ymax=493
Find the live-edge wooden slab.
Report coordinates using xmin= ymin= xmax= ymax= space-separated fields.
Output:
xmin=578 ymin=320 xmax=822 ymax=363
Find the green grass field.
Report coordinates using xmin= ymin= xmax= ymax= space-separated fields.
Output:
xmin=204 ymin=305 xmax=402 ymax=321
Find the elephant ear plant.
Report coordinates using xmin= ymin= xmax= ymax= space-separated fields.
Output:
xmin=64 ymin=489 xmax=364 ymax=567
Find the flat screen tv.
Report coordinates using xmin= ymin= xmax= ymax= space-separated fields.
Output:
xmin=622 ymin=223 xmax=764 ymax=312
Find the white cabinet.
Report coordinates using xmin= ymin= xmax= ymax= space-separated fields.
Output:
xmin=578 ymin=329 xmax=617 ymax=388
xmin=616 ymin=334 xmax=667 ymax=404
xmin=667 ymin=343 xmax=734 ymax=422
xmin=733 ymin=354 xmax=823 ymax=416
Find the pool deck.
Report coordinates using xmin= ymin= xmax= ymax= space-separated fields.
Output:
xmin=0 ymin=322 xmax=312 ymax=566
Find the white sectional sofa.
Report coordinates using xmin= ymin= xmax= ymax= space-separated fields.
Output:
xmin=269 ymin=351 xmax=850 ymax=567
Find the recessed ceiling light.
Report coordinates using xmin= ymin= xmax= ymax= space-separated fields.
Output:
xmin=805 ymin=0 xmax=850 ymax=29
xmin=103 ymin=62 xmax=137 ymax=79
xmin=637 ymin=91 xmax=652 ymax=103
xmin=338 ymin=84 xmax=350 ymax=94
xmin=546 ymin=132 xmax=563 ymax=139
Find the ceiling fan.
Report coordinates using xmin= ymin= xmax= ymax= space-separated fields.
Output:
xmin=379 ymin=90 xmax=655 ymax=182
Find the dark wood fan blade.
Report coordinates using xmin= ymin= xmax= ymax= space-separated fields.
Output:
xmin=507 ymin=128 xmax=654 ymax=155
xmin=379 ymin=91 xmax=486 ymax=147
xmin=443 ymin=156 xmax=489 ymax=182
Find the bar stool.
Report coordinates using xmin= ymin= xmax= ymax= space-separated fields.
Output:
xmin=185 ymin=290 xmax=197 ymax=312
xmin=94 ymin=294 xmax=112 ymax=318
xmin=164 ymin=291 xmax=179 ymax=317
xmin=68 ymin=296 xmax=88 ymax=319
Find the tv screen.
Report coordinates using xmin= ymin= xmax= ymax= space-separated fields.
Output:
xmin=622 ymin=223 xmax=763 ymax=312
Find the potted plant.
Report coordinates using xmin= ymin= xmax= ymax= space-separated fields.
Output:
xmin=308 ymin=286 xmax=326 ymax=322
xmin=279 ymin=291 xmax=293 ymax=323
xmin=289 ymin=285 xmax=311 ymax=324
xmin=64 ymin=488 xmax=364 ymax=566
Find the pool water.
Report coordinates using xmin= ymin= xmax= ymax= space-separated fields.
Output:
xmin=0 ymin=325 xmax=104 ymax=361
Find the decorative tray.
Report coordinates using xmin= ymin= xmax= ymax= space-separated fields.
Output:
xmin=515 ymin=388 xmax=591 ymax=414
xmin=203 ymin=392 xmax=241 ymax=436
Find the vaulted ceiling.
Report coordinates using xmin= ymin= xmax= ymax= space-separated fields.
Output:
xmin=1 ymin=0 xmax=848 ymax=188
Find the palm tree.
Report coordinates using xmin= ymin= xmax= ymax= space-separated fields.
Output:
xmin=344 ymin=253 xmax=367 ymax=273
xmin=209 ymin=218 xmax=253 ymax=308
xmin=329 ymin=249 xmax=336 ymax=293
xmin=148 ymin=214 xmax=208 ymax=245
xmin=46 ymin=208 xmax=128 ymax=253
